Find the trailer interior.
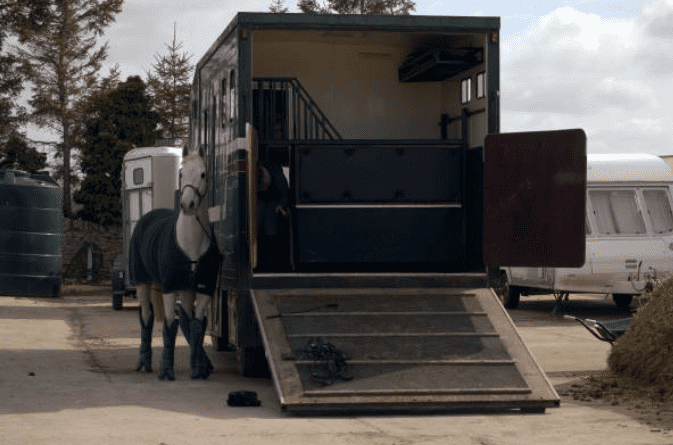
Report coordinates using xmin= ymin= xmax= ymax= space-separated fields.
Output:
xmin=245 ymin=27 xmax=493 ymax=274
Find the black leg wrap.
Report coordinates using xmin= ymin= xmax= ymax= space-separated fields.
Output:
xmin=178 ymin=306 xmax=213 ymax=379
xmin=136 ymin=305 xmax=153 ymax=372
xmin=201 ymin=315 xmax=214 ymax=375
xmin=158 ymin=318 xmax=179 ymax=381
xmin=189 ymin=316 xmax=212 ymax=379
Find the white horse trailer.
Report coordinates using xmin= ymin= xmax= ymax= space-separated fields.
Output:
xmin=499 ymin=153 xmax=673 ymax=310
xmin=112 ymin=144 xmax=183 ymax=310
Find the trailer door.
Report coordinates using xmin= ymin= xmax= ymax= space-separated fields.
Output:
xmin=483 ymin=129 xmax=586 ymax=267
xmin=123 ymin=157 xmax=153 ymax=259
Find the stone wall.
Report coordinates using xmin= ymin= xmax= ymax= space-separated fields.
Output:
xmin=61 ymin=218 xmax=123 ymax=283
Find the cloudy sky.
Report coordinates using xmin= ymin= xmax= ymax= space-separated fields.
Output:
xmin=26 ymin=0 xmax=673 ymax=155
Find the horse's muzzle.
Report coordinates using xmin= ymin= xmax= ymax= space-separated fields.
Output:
xmin=181 ymin=199 xmax=198 ymax=214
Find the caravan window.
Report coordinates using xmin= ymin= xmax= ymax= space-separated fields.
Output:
xmin=589 ymin=190 xmax=646 ymax=235
xmin=133 ymin=168 xmax=143 ymax=185
xmin=643 ymin=189 xmax=673 ymax=234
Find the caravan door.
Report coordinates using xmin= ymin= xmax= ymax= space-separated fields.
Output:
xmin=483 ymin=129 xmax=587 ymax=268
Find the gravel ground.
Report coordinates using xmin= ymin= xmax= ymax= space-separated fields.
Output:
xmin=55 ymin=285 xmax=672 ymax=434
xmin=556 ymin=371 xmax=673 ymax=433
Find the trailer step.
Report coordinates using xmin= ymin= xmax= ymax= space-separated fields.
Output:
xmin=251 ymin=287 xmax=559 ymax=412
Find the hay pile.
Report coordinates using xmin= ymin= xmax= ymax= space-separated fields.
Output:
xmin=608 ymin=275 xmax=673 ymax=390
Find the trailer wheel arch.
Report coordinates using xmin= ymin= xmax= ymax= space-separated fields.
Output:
xmin=497 ymin=271 xmax=521 ymax=309
xmin=237 ymin=345 xmax=269 ymax=378
xmin=112 ymin=293 xmax=123 ymax=310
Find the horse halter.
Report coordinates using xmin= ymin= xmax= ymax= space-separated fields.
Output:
xmin=180 ymin=176 xmax=211 ymax=240
xmin=181 ymin=180 xmax=207 ymax=202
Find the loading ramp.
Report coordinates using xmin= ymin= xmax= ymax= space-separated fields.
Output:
xmin=251 ymin=285 xmax=559 ymax=412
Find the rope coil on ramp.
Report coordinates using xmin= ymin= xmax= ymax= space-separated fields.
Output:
xmin=297 ymin=337 xmax=354 ymax=386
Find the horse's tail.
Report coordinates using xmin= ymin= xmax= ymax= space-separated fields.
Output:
xmin=151 ymin=283 xmax=165 ymax=322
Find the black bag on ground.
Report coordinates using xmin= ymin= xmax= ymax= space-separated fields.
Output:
xmin=227 ymin=391 xmax=261 ymax=407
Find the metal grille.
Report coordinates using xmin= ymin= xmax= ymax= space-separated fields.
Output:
xmin=252 ymin=78 xmax=342 ymax=142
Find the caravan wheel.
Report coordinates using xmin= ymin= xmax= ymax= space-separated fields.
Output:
xmin=612 ymin=294 xmax=633 ymax=310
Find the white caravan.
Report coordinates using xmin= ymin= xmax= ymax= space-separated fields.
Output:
xmin=499 ymin=153 xmax=673 ymax=309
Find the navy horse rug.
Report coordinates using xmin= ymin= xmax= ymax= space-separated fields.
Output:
xmin=129 ymin=208 xmax=221 ymax=296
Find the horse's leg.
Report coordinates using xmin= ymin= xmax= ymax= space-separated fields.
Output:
xmin=135 ymin=283 xmax=153 ymax=372
xmin=158 ymin=292 xmax=179 ymax=381
xmin=179 ymin=292 xmax=213 ymax=379
xmin=194 ymin=293 xmax=210 ymax=320
xmin=194 ymin=292 xmax=213 ymax=378
xmin=177 ymin=291 xmax=194 ymax=352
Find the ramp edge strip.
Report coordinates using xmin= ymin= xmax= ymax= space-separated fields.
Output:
xmin=302 ymin=388 xmax=533 ymax=396
xmin=291 ymin=359 xmax=515 ymax=365
xmin=275 ymin=311 xmax=488 ymax=317
xmin=281 ymin=400 xmax=558 ymax=413
xmin=287 ymin=332 xmax=499 ymax=338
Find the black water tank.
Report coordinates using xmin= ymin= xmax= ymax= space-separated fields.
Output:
xmin=0 ymin=170 xmax=63 ymax=297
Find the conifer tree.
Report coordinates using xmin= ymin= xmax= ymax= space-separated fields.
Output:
xmin=13 ymin=0 xmax=123 ymax=217
xmin=75 ymin=75 xmax=159 ymax=226
xmin=270 ymin=0 xmax=415 ymax=15
xmin=269 ymin=0 xmax=290 ymax=13
xmin=0 ymin=133 xmax=48 ymax=173
xmin=147 ymin=24 xmax=194 ymax=140
xmin=0 ymin=0 xmax=51 ymax=158
xmin=0 ymin=38 xmax=23 ymax=147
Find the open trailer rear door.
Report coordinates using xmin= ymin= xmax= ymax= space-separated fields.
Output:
xmin=483 ymin=129 xmax=587 ymax=267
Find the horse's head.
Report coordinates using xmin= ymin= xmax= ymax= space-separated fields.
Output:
xmin=180 ymin=145 xmax=208 ymax=215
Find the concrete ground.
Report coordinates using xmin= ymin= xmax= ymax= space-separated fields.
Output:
xmin=1 ymin=290 xmax=671 ymax=445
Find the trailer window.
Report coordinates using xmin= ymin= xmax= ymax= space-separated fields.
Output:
xmin=643 ymin=189 xmax=673 ymax=234
xmin=477 ymin=72 xmax=485 ymax=99
xmin=590 ymin=190 xmax=646 ymax=235
xmin=203 ymin=109 xmax=209 ymax=148
xmin=229 ymin=70 xmax=236 ymax=123
xmin=461 ymin=78 xmax=471 ymax=104
xmin=221 ymin=78 xmax=227 ymax=127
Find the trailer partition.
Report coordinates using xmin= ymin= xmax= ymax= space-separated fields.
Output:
xmin=253 ymin=139 xmax=476 ymax=273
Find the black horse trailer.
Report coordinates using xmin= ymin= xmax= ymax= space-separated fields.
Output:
xmin=190 ymin=12 xmax=587 ymax=412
